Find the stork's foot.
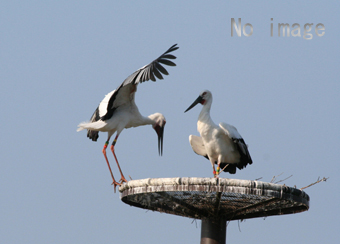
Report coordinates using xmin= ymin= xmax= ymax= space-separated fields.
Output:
xmin=119 ymin=176 xmax=128 ymax=184
xmin=111 ymin=180 xmax=122 ymax=193
xmin=213 ymin=172 xmax=220 ymax=178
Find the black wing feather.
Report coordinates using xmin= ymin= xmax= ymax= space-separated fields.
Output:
xmin=149 ymin=70 xmax=156 ymax=82
xmin=233 ymin=138 xmax=253 ymax=169
xmin=155 ymin=62 xmax=169 ymax=75
xmin=152 ymin=63 xmax=163 ymax=80
xmin=158 ymin=59 xmax=176 ymax=66
xmin=161 ymin=54 xmax=176 ymax=60
xmin=86 ymin=107 xmax=100 ymax=141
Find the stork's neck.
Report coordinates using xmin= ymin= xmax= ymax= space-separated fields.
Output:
xmin=141 ymin=116 xmax=154 ymax=126
xmin=198 ymin=98 xmax=213 ymax=125
xmin=137 ymin=112 xmax=163 ymax=127
xmin=125 ymin=110 xmax=154 ymax=129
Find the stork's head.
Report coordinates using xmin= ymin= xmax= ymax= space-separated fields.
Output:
xmin=184 ymin=90 xmax=212 ymax=112
xmin=149 ymin=113 xmax=166 ymax=156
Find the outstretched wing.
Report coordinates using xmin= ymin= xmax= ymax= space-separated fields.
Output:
xmin=100 ymin=44 xmax=179 ymax=121
xmin=189 ymin=135 xmax=208 ymax=159
xmin=189 ymin=134 xmax=233 ymax=174
xmin=219 ymin=122 xmax=253 ymax=167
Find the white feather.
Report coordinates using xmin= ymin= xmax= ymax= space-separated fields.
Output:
xmin=189 ymin=135 xmax=207 ymax=157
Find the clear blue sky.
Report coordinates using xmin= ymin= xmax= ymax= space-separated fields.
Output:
xmin=1 ymin=1 xmax=339 ymax=243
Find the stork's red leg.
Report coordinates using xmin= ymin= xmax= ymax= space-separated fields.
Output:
xmin=210 ymin=160 xmax=217 ymax=178
xmin=111 ymin=136 xmax=128 ymax=183
xmin=215 ymin=163 xmax=221 ymax=178
xmin=102 ymin=141 xmax=121 ymax=192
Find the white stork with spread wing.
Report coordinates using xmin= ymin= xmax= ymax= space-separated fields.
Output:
xmin=77 ymin=44 xmax=179 ymax=191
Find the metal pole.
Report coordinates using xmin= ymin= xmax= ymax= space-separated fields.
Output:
xmin=200 ymin=218 xmax=226 ymax=244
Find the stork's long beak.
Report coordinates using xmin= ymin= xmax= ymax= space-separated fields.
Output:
xmin=154 ymin=124 xmax=165 ymax=156
xmin=184 ymin=95 xmax=203 ymax=112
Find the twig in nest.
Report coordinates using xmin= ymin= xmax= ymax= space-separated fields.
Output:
xmin=238 ymin=220 xmax=242 ymax=232
xmin=275 ymin=175 xmax=293 ymax=184
xmin=221 ymin=164 xmax=229 ymax=172
xmin=300 ymin=177 xmax=329 ymax=190
xmin=191 ymin=219 xmax=198 ymax=228
xmin=270 ymin=172 xmax=284 ymax=183
xmin=255 ymin=177 xmax=263 ymax=181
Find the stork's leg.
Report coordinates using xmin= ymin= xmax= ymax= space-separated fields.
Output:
xmin=102 ymin=140 xmax=121 ymax=192
xmin=210 ymin=160 xmax=217 ymax=178
xmin=215 ymin=163 xmax=221 ymax=178
xmin=111 ymin=135 xmax=128 ymax=184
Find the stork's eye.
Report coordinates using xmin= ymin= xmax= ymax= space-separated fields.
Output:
xmin=202 ymin=92 xmax=207 ymax=96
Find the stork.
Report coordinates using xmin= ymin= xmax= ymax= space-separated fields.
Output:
xmin=184 ymin=90 xmax=252 ymax=177
xmin=77 ymin=44 xmax=179 ymax=191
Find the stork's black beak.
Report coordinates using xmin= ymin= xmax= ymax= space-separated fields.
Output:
xmin=155 ymin=124 xmax=165 ymax=156
xmin=184 ymin=95 xmax=203 ymax=112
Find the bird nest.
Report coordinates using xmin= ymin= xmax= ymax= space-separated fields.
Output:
xmin=119 ymin=177 xmax=309 ymax=221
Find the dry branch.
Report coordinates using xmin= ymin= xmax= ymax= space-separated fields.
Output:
xmin=275 ymin=175 xmax=293 ymax=184
xmin=221 ymin=164 xmax=229 ymax=172
xmin=300 ymin=177 xmax=329 ymax=190
xmin=270 ymin=172 xmax=284 ymax=183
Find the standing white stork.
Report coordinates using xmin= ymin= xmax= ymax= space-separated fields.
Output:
xmin=77 ymin=44 xmax=179 ymax=191
xmin=184 ymin=90 xmax=252 ymax=177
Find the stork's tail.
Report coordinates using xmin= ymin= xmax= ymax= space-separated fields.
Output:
xmin=77 ymin=120 xmax=106 ymax=131
xmin=77 ymin=124 xmax=85 ymax=132
xmin=77 ymin=120 xmax=107 ymax=141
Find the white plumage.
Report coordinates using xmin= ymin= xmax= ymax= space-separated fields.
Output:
xmin=185 ymin=90 xmax=252 ymax=176
xmin=77 ymin=44 xmax=178 ymax=191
